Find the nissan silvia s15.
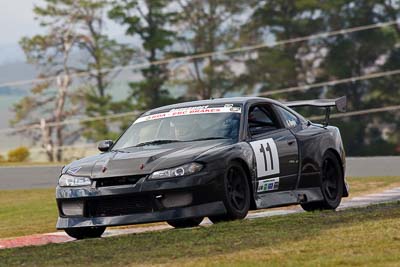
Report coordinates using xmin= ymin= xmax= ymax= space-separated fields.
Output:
xmin=56 ymin=96 xmax=348 ymax=239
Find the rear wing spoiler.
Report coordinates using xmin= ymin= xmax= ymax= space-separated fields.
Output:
xmin=284 ymin=96 xmax=347 ymax=126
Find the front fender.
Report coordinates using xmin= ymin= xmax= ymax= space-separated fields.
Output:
xmin=196 ymin=142 xmax=257 ymax=205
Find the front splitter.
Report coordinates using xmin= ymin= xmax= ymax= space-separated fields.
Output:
xmin=57 ymin=201 xmax=226 ymax=229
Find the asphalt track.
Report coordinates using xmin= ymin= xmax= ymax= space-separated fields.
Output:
xmin=1 ymin=186 xmax=400 ymax=249
xmin=0 ymin=165 xmax=62 ymax=190
xmin=0 ymin=156 xmax=399 ymax=190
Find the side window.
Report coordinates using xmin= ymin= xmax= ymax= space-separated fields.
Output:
xmin=248 ymin=105 xmax=280 ymax=136
xmin=276 ymin=106 xmax=300 ymax=129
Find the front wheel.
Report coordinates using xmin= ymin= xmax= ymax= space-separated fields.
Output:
xmin=209 ymin=162 xmax=250 ymax=224
xmin=64 ymin=226 xmax=106 ymax=240
xmin=167 ymin=217 xmax=204 ymax=228
xmin=301 ymin=151 xmax=343 ymax=211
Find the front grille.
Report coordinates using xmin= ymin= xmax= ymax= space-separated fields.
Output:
xmin=95 ymin=175 xmax=146 ymax=188
xmin=87 ymin=195 xmax=153 ymax=217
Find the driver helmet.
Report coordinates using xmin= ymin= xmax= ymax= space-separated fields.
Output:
xmin=171 ymin=116 xmax=197 ymax=140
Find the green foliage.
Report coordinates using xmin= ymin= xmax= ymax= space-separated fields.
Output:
xmin=173 ymin=0 xmax=249 ymax=99
xmin=7 ymin=147 xmax=30 ymax=162
xmin=109 ymin=0 xmax=177 ymax=109
xmin=14 ymin=0 xmax=92 ymax=162
xmin=242 ymin=0 xmax=400 ymax=156
xmin=45 ymin=0 xmax=135 ymax=142
xmin=16 ymin=0 xmax=135 ymax=144
xmin=242 ymin=0 xmax=326 ymax=98
xmin=0 ymin=154 xmax=5 ymax=162
xmin=321 ymin=0 xmax=400 ymax=155
xmin=13 ymin=0 xmax=400 ymax=156
xmin=82 ymin=87 xmax=135 ymax=141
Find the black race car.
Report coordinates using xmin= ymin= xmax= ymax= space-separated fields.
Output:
xmin=56 ymin=96 xmax=349 ymax=239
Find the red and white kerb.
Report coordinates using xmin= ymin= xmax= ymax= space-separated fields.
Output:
xmin=134 ymin=105 xmax=241 ymax=124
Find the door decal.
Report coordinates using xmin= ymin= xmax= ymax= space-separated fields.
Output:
xmin=250 ymin=138 xmax=280 ymax=178
xmin=257 ymin=177 xmax=279 ymax=192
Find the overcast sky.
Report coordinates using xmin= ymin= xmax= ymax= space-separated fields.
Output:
xmin=0 ymin=0 xmax=126 ymax=64
xmin=0 ymin=0 xmax=39 ymax=46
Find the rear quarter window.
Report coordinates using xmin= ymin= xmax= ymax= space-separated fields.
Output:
xmin=275 ymin=106 xmax=300 ymax=128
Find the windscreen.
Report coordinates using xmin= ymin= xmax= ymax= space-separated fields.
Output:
xmin=113 ymin=105 xmax=242 ymax=150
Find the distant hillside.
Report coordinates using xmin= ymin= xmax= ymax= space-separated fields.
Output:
xmin=0 ymin=43 xmax=25 ymax=65
xmin=0 ymin=86 xmax=28 ymax=96
xmin=0 ymin=61 xmax=37 ymax=85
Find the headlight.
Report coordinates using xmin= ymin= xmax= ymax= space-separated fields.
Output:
xmin=58 ymin=174 xmax=91 ymax=187
xmin=149 ymin=163 xmax=203 ymax=180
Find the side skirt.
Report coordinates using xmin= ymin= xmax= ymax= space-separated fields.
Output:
xmin=255 ymin=187 xmax=324 ymax=209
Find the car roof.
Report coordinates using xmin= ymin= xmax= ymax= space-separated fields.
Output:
xmin=145 ymin=97 xmax=284 ymax=115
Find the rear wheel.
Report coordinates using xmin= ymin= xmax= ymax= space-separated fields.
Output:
xmin=64 ymin=226 xmax=106 ymax=240
xmin=209 ymin=162 xmax=250 ymax=224
xmin=301 ymin=151 xmax=343 ymax=211
xmin=167 ymin=217 xmax=204 ymax=228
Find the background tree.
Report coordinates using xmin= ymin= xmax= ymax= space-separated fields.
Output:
xmin=109 ymin=0 xmax=177 ymax=110
xmin=31 ymin=0 xmax=135 ymax=141
xmin=10 ymin=0 xmax=400 ymax=158
xmin=321 ymin=0 xmax=400 ymax=155
xmin=242 ymin=0 xmax=400 ymax=155
xmin=73 ymin=0 xmax=135 ymax=141
xmin=14 ymin=2 xmax=84 ymax=162
xmin=173 ymin=0 xmax=248 ymax=99
xmin=241 ymin=0 xmax=326 ymax=100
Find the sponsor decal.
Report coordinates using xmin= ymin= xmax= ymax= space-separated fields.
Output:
xmin=257 ymin=177 xmax=279 ymax=192
xmin=170 ymin=105 xmax=209 ymax=112
xmin=67 ymin=166 xmax=82 ymax=175
xmin=134 ymin=106 xmax=242 ymax=124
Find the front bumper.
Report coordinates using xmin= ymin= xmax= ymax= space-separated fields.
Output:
xmin=56 ymin=169 xmax=226 ymax=229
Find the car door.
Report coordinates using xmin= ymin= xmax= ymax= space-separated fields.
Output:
xmin=247 ymin=103 xmax=299 ymax=193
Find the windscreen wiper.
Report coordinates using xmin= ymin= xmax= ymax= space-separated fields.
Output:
xmin=135 ymin=139 xmax=182 ymax=147
xmin=188 ymin=137 xmax=229 ymax=142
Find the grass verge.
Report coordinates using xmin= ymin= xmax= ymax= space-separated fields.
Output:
xmin=0 ymin=202 xmax=400 ymax=267
xmin=0 ymin=188 xmax=57 ymax=238
xmin=346 ymin=176 xmax=400 ymax=196
xmin=0 ymin=176 xmax=398 ymax=239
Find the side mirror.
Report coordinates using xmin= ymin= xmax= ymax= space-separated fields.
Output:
xmin=98 ymin=140 xmax=113 ymax=152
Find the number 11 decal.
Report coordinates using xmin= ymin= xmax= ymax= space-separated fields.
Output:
xmin=250 ymin=138 xmax=280 ymax=178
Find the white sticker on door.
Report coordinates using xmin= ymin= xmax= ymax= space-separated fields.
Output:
xmin=250 ymin=138 xmax=280 ymax=178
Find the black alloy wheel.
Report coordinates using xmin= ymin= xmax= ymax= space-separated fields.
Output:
xmin=301 ymin=150 xmax=343 ymax=211
xmin=209 ymin=162 xmax=250 ymax=223
xmin=167 ymin=217 xmax=204 ymax=228
xmin=64 ymin=226 xmax=106 ymax=240
xmin=322 ymin=158 xmax=340 ymax=203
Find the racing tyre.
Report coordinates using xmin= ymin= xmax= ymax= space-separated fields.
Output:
xmin=167 ymin=217 xmax=204 ymax=228
xmin=64 ymin=226 xmax=106 ymax=240
xmin=209 ymin=162 xmax=250 ymax=223
xmin=301 ymin=151 xmax=344 ymax=211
